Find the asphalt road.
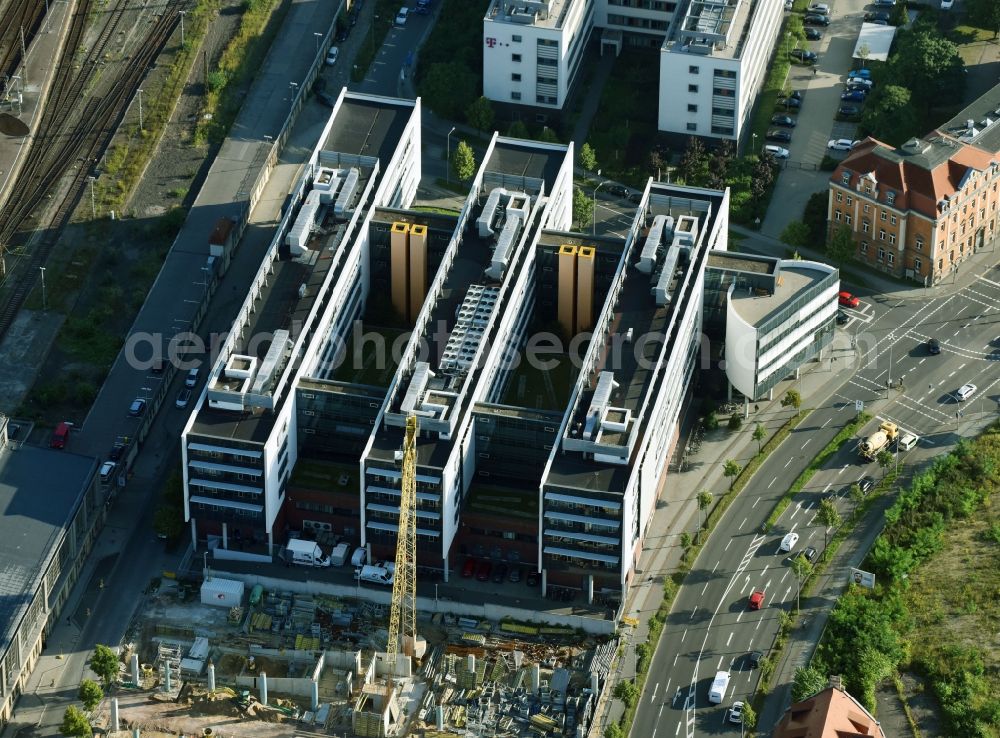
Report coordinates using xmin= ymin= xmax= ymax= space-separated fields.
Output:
xmin=634 ymin=259 xmax=1000 ymax=737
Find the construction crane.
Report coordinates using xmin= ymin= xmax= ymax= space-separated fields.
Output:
xmin=386 ymin=414 xmax=418 ymax=694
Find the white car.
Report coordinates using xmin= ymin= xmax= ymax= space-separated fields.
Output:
xmin=897 ymin=433 xmax=919 ymax=451
xmin=763 ymin=144 xmax=790 ymax=159
xmin=325 ymin=46 xmax=339 ymax=66
xmin=808 ymin=3 xmax=830 ymax=13
xmin=395 ymin=7 xmax=409 ymax=24
xmin=100 ymin=461 xmax=117 ymax=483
xmin=729 ymin=701 xmax=744 ymax=724
xmin=827 ymin=138 xmax=858 ymax=151
xmin=779 ymin=532 xmax=799 ymax=552
xmin=940 ymin=0 xmax=953 ymax=8
xmin=956 ymin=383 xmax=977 ymax=401
xmin=176 ymin=388 xmax=192 ymax=409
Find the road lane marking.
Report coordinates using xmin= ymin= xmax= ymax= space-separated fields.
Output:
xmin=781 ymin=571 xmax=788 ymax=583
xmin=681 ymin=628 xmax=687 ymax=642
xmin=753 ymin=496 xmax=761 ymax=508
xmin=691 ymin=606 xmax=698 ymax=620
xmin=823 ymin=482 xmax=832 ymax=492
xmin=718 ymin=656 xmax=724 ymax=669
xmin=652 ymin=683 xmax=659 ymax=701
xmin=739 ymin=517 xmax=747 ymax=530
xmin=762 ymin=564 xmax=770 ymax=575
xmin=737 ymin=610 xmax=744 ymax=622
xmin=821 ymin=417 xmax=832 ymax=428
xmin=712 ymin=561 xmax=720 ymax=572
xmin=790 ymin=522 xmax=799 ymax=533
xmin=790 ymin=503 xmax=801 ymax=518
xmin=801 ymin=438 xmax=811 ymax=449
xmin=785 ymin=457 xmax=793 ymax=468
xmin=977 ymin=274 xmax=1000 ymax=287
xmin=768 ymin=476 xmax=777 ymax=488
xmin=727 ymin=632 xmax=734 ymax=647
xmin=784 ymin=585 xmax=792 ymax=601
xmin=756 ymin=617 xmax=763 ymax=630
xmin=725 ymin=540 xmax=732 ymax=551
xmin=702 ymin=581 xmax=710 ymax=595
xmin=838 ymin=465 xmax=847 ymax=474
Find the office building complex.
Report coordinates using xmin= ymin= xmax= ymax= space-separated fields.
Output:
xmin=828 ymin=82 xmax=1000 ymax=285
xmin=481 ymin=0 xmax=784 ymax=143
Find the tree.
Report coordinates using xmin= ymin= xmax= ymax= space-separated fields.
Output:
xmin=753 ymin=423 xmax=767 ymax=454
xmin=803 ymin=191 xmax=829 ymax=246
xmin=727 ymin=412 xmax=743 ymax=431
xmin=89 ymin=644 xmax=119 ymax=687
xmin=507 ymin=119 xmax=529 ymax=138
xmin=791 ymin=555 xmax=813 ymax=611
xmin=60 ymin=706 xmax=91 ymax=738
xmin=876 ymin=449 xmax=894 ymax=477
xmin=860 ymin=85 xmax=920 ymax=147
xmin=572 ymin=187 xmax=593 ymax=231
xmin=703 ymin=411 xmax=719 ymax=431
xmin=792 ymin=665 xmax=828 ymax=702
xmin=538 ymin=126 xmax=560 ymax=143
xmin=781 ymin=221 xmax=811 ymax=250
xmin=827 ymin=223 xmax=856 ymax=264
xmin=418 ymin=62 xmax=477 ymax=119
xmin=451 ymin=141 xmax=476 ymax=182
xmin=153 ymin=505 xmax=183 ymax=541
xmin=849 ymin=482 xmax=864 ymax=504
xmin=741 ymin=701 xmax=758 ymax=730
xmin=613 ymin=679 xmax=639 ymax=708
xmin=781 ymin=389 xmax=802 ymax=413
xmin=579 ymin=142 xmax=598 ymax=172
xmin=816 ymin=498 xmax=842 ymax=547
xmin=604 ymin=724 xmax=625 ymax=738
xmin=648 ymin=146 xmax=667 ymax=181
xmin=856 ymin=42 xmax=870 ymax=68
xmin=707 ymin=140 xmax=733 ymax=190
xmin=889 ymin=29 xmax=966 ymax=111
xmin=78 ymin=679 xmax=103 ymax=712
xmin=697 ymin=490 xmax=713 ymax=541
xmin=966 ymin=0 xmax=1000 ymax=37
xmin=723 ymin=460 xmax=742 ymax=489
xmin=465 ymin=96 xmax=494 ymax=135
xmin=680 ymin=136 xmax=708 ymax=186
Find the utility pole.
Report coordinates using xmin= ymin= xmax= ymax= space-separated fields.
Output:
xmin=39 ymin=266 xmax=46 ymax=310
xmin=20 ymin=25 xmax=27 ymax=85
xmin=88 ymin=176 xmax=96 ymax=219
xmin=137 ymin=89 xmax=144 ymax=131
xmin=178 ymin=10 xmax=186 ymax=46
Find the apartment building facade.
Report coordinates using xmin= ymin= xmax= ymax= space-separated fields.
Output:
xmin=827 ymin=84 xmax=1000 ymax=285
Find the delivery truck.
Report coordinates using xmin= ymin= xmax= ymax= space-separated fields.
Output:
xmin=355 ymin=563 xmax=395 ymax=585
xmin=330 ymin=542 xmax=351 ymax=567
xmin=708 ymin=671 xmax=730 ymax=704
xmin=286 ymin=538 xmax=331 ymax=567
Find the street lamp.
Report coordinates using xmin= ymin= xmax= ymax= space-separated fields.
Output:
xmin=371 ymin=15 xmax=379 ymax=48
xmin=87 ymin=175 xmax=96 ymax=219
xmin=593 ymin=172 xmax=611 ymax=235
xmin=39 ymin=266 xmax=46 ymax=310
xmin=886 ymin=331 xmax=895 ymax=397
xmin=313 ymin=32 xmax=323 ymax=53
xmin=178 ymin=10 xmax=186 ymax=46
xmin=137 ymin=88 xmax=143 ymax=131
xmin=751 ymin=132 xmax=757 ymax=156
xmin=446 ymin=126 xmax=456 ymax=182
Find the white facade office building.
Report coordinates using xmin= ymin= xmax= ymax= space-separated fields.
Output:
xmin=482 ymin=0 xmax=784 ymax=142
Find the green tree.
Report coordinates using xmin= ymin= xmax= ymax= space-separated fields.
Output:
xmin=816 ymin=497 xmax=842 ymax=547
xmin=538 ymin=126 xmax=560 ymax=143
xmin=741 ymin=701 xmax=758 ymax=730
xmin=60 ymin=706 xmax=91 ymax=738
xmin=966 ymin=0 xmax=1000 ymax=37
xmin=723 ymin=460 xmax=742 ymax=489
xmin=153 ymin=505 xmax=183 ymax=541
xmin=781 ymin=389 xmax=802 ymax=413
xmin=573 ymin=187 xmax=594 ymax=231
xmin=604 ymin=723 xmax=625 ymax=738
xmin=792 ymin=665 xmax=829 ymax=702
xmin=803 ymin=191 xmax=829 ymax=246
xmin=697 ymin=490 xmax=713 ymax=540
xmin=614 ymin=679 xmax=639 ymax=707
xmin=727 ymin=412 xmax=743 ymax=431
xmin=680 ymin=136 xmax=708 ymax=185
xmin=849 ymin=482 xmax=864 ymax=504
xmin=753 ymin=422 xmax=767 ymax=454
xmin=465 ymin=96 xmax=495 ymax=135
xmin=703 ymin=411 xmax=720 ymax=431
xmin=889 ymin=30 xmax=966 ymax=111
xmin=860 ymin=85 xmax=920 ymax=147
xmin=89 ymin=644 xmax=119 ymax=687
xmin=791 ymin=555 xmax=814 ymax=611
xmin=507 ymin=119 xmax=529 ymax=138
xmin=78 ymin=679 xmax=103 ymax=711
xmin=877 ymin=449 xmax=894 ymax=477
xmin=827 ymin=223 xmax=856 ymax=264
xmin=451 ymin=141 xmax=476 ymax=182
xmin=648 ymin=145 xmax=667 ymax=181
xmin=781 ymin=220 xmax=811 ymax=250
xmin=681 ymin=531 xmax=693 ymax=548
xmin=579 ymin=142 xmax=598 ymax=172
xmin=418 ymin=62 xmax=478 ymax=120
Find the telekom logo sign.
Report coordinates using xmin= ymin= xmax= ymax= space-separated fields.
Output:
xmin=485 ymin=37 xmax=497 ymax=48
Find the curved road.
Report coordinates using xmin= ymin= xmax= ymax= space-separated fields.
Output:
xmin=634 ymin=263 xmax=1000 ymax=737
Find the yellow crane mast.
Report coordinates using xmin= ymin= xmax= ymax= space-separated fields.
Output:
xmin=386 ymin=414 xmax=418 ymax=691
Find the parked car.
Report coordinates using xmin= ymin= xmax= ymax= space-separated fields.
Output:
xmin=837 ymin=104 xmax=862 ymax=118
xmin=803 ymin=13 xmax=830 ymax=25
xmin=874 ymin=0 xmax=895 ymax=6
xmin=325 ymin=46 xmax=339 ymax=66
xmin=462 ymin=557 xmax=476 ymax=577
xmin=859 ymin=476 xmax=876 ymax=495
xmin=100 ymin=461 xmax=117 ymax=483
xmin=128 ymin=398 xmax=146 ymax=417
xmin=941 ymin=0 xmax=953 ymax=8
xmin=828 ymin=138 xmax=858 ymax=151
xmin=608 ymin=183 xmax=631 ymax=198
xmin=790 ymin=90 xmax=803 ymax=100
xmin=805 ymin=27 xmax=823 ymax=40
xmin=394 ymin=6 xmax=409 ymax=24
xmin=109 ymin=443 xmax=125 ymax=461
xmin=848 ymin=68 xmax=872 ymax=80
xmin=766 ymin=129 xmax=792 ymax=142
xmin=838 ymin=291 xmax=860 ymax=308
xmin=864 ymin=11 xmax=891 ymax=21
xmin=837 ymin=310 xmax=850 ymax=325
xmin=317 ymin=90 xmax=337 ymax=108
xmin=475 ymin=561 xmax=491 ymax=581
xmin=898 ymin=433 xmax=919 ymax=451
xmin=492 ymin=563 xmax=508 ymax=583
xmin=526 ymin=571 xmax=540 ymax=586
xmin=841 ymin=89 xmax=867 ymax=102
xmin=749 ymin=590 xmax=766 ymax=610
xmin=800 ymin=546 xmax=818 ymax=563
xmin=186 ymin=367 xmax=200 ymax=387
xmin=748 ymin=650 xmax=763 ymax=668
xmin=808 ymin=2 xmax=830 ymax=12
xmin=509 ymin=567 xmax=522 ymax=583
xmin=335 ymin=26 xmax=350 ymax=42
xmin=763 ymin=145 xmax=790 ymax=159
xmin=956 ymin=383 xmax=977 ymax=401
xmin=846 ymin=78 xmax=874 ymax=90
xmin=770 ymin=114 xmax=796 ymax=128
xmin=776 ymin=95 xmax=802 ymax=109
xmin=869 ymin=19 xmax=889 ymax=25
xmin=779 ymin=532 xmax=799 ymax=552
xmin=790 ymin=48 xmax=818 ymax=64
xmin=784 ymin=0 xmax=793 ymax=8
xmin=928 ymin=337 xmax=941 ymax=355
xmin=176 ymin=388 xmax=192 ymax=409
xmin=729 ymin=702 xmax=745 ymax=724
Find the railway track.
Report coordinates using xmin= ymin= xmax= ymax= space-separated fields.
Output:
xmin=0 ymin=0 xmax=185 ymax=338
xmin=0 ymin=0 xmax=48 ymax=87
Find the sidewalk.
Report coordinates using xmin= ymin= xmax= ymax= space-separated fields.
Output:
xmin=591 ymin=343 xmax=860 ymax=735
xmin=730 ymin=223 xmax=1000 ymax=299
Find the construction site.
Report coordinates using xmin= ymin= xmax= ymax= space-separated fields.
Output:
xmin=95 ymin=419 xmax=619 ymax=738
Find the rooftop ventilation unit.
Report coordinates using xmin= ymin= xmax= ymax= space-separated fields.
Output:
xmin=637 ymin=215 xmax=673 ymax=274
xmin=401 ymin=362 xmax=435 ymax=416
xmin=250 ymin=329 xmax=291 ymax=395
xmin=652 ymin=243 xmax=681 ymax=307
xmin=583 ymin=372 xmax=619 ymax=441
xmin=334 ymin=167 xmax=360 ymax=217
xmin=286 ymin=190 xmax=322 ymax=255
xmin=477 ymin=187 xmax=508 ymax=237
xmin=485 ymin=192 xmax=529 ymax=281
xmin=313 ymin=167 xmax=341 ymax=204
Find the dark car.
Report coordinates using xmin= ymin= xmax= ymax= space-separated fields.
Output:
xmin=492 ymin=563 xmax=508 ymax=583
xmin=790 ymin=90 xmax=803 ymax=100
xmin=608 ymin=183 xmax=631 ymax=198
xmin=928 ymin=338 xmax=941 ymax=355
xmin=526 ymin=571 xmax=540 ymax=586
xmin=864 ymin=10 xmax=891 ymax=21
xmin=627 ymin=191 xmax=642 ymax=204
xmin=776 ymin=96 xmax=802 ymax=109
xmin=836 ymin=310 xmax=849 ymax=325
xmin=805 ymin=27 xmax=822 ymax=40
xmin=841 ymin=90 xmax=867 ymax=102
xmin=462 ymin=557 xmax=476 ymax=577
xmin=476 ymin=561 xmax=492 ymax=581
xmin=869 ymin=18 xmax=888 ymax=25
xmin=335 ymin=26 xmax=349 ymax=42
xmin=770 ymin=114 xmax=796 ymax=128
xmin=748 ymin=650 xmax=764 ymax=668
xmin=859 ymin=476 xmax=876 ymax=495
xmin=837 ymin=104 xmax=862 ymax=118
xmin=803 ymin=13 xmax=830 ymax=25
xmin=109 ymin=443 xmax=126 ymax=461
xmin=766 ymin=129 xmax=792 ymax=142
xmin=316 ymin=90 xmax=336 ymax=108
xmin=790 ymin=49 xmax=818 ymax=64
xmin=800 ymin=546 xmax=818 ymax=563
xmin=509 ymin=566 xmax=522 ymax=583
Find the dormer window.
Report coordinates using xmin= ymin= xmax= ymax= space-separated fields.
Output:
xmin=886 ymin=191 xmax=896 ymax=206
xmin=841 ymin=172 xmax=851 ymax=185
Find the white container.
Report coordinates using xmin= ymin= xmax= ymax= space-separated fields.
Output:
xmin=200 ymin=577 xmax=245 ymax=607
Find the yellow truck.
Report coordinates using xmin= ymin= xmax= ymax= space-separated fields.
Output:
xmin=859 ymin=421 xmax=898 ymax=460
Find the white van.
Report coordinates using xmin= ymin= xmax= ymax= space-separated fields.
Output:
xmin=351 ymin=546 xmax=367 ymax=567
xmin=708 ymin=671 xmax=731 ymax=704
